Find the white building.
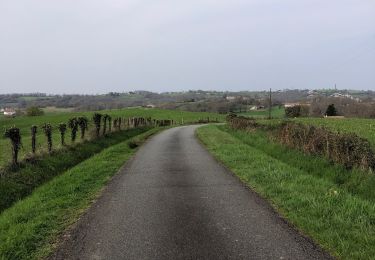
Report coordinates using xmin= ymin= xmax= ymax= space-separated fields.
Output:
xmin=3 ymin=108 xmax=16 ymax=117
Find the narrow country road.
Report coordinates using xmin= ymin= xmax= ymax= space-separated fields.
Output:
xmin=51 ymin=125 xmax=332 ymax=260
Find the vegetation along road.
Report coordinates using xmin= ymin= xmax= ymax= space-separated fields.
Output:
xmin=51 ymin=125 xmax=331 ymax=260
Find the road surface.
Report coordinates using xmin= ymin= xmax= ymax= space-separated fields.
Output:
xmin=51 ymin=125 xmax=332 ymax=260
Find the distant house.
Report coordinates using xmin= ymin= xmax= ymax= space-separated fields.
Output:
xmin=145 ymin=104 xmax=156 ymax=108
xmin=250 ymin=105 xmax=265 ymax=110
xmin=3 ymin=108 xmax=16 ymax=117
xmin=226 ymin=96 xmax=236 ymax=101
xmin=330 ymin=92 xmax=360 ymax=102
xmin=284 ymin=103 xmax=310 ymax=108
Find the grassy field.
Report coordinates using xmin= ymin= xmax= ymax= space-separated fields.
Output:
xmin=197 ymin=125 xmax=375 ymax=260
xmin=237 ymin=106 xmax=285 ymax=118
xmin=0 ymin=127 xmax=161 ymax=259
xmin=0 ymin=108 xmax=224 ymax=167
xmin=257 ymin=117 xmax=375 ymax=146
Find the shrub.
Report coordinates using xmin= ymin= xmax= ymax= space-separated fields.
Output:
xmin=4 ymin=127 xmax=22 ymax=165
xmin=42 ymin=123 xmax=53 ymax=153
xmin=68 ymin=117 xmax=79 ymax=142
xmin=285 ymin=105 xmax=310 ymax=118
xmin=31 ymin=125 xmax=37 ymax=154
xmin=113 ymin=118 xmax=118 ymax=131
xmin=326 ymin=104 xmax=338 ymax=116
xmin=58 ymin=123 xmax=67 ymax=145
xmin=93 ymin=113 xmax=102 ymax=137
xmin=226 ymin=114 xmax=258 ymax=130
xmin=118 ymin=117 xmax=122 ymax=130
xmin=155 ymin=119 xmax=173 ymax=126
xmin=277 ymin=122 xmax=375 ymax=171
xmin=77 ymin=117 xmax=89 ymax=139
xmin=26 ymin=106 xmax=44 ymax=116
xmin=127 ymin=140 xmax=138 ymax=149
xmin=102 ymin=114 xmax=109 ymax=135
xmin=108 ymin=115 xmax=112 ymax=132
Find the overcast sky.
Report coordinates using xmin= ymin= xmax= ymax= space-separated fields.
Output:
xmin=0 ymin=0 xmax=374 ymax=94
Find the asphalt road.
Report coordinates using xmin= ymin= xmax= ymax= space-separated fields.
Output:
xmin=51 ymin=125 xmax=332 ymax=260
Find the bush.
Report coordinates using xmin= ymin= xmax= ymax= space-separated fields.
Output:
xmin=285 ymin=105 xmax=309 ymax=118
xmin=58 ymin=123 xmax=67 ymax=145
xmin=77 ymin=117 xmax=89 ymax=139
xmin=277 ymin=122 xmax=375 ymax=171
xmin=26 ymin=107 xmax=44 ymax=116
xmin=226 ymin=114 xmax=258 ymax=130
xmin=93 ymin=113 xmax=102 ymax=137
xmin=68 ymin=117 xmax=79 ymax=142
xmin=4 ymin=127 xmax=22 ymax=165
xmin=326 ymin=104 xmax=338 ymax=116
xmin=42 ymin=123 xmax=53 ymax=153
xmin=31 ymin=125 xmax=37 ymax=154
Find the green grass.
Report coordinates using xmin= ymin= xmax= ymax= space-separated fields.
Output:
xmin=237 ymin=106 xmax=285 ymax=118
xmin=0 ymin=127 xmax=161 ymax=260
xmin=0 ymin=108 xmax=224 ymax=167
xmin=0 ymin=127 xmax=151 ymax=213
xmin=257 ymin=117 xmax=375 ymax=146
xmin=196 ymin=125 xmax=375 ymax=260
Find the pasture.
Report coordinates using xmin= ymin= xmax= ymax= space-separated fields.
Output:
xmin=237 ymin=106 xmax=285 ymax=118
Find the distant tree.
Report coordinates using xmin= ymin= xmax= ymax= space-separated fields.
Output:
xmin=118 ymin=117 xmax=122 ymax=130
xmin=285 ymin=106 xmax=301 ymax=118
xmin=68 ymin=117 xmax=79 ymax=142
xmin=77 ymin=116 xmax=88 ymax=139
xmin=108 ymin=115 xmax=112 ymax=132
xmin=113 ymin=118 xmax=118 ymax=131
xmin=326 ymin=104 xmax=338 ymax=116
xmin=26 ymin=106 xmax=44 ymax=116
xmin=42 ymin=123 xmax=53 ymax=153
xmin=102 ymin=114 xmax=109 ymax=135
xmin=4 ymin=127 xmax=22 ymax=165
xmin=31 ymin=125 xmax=37 ymax=153
xmin=58 ymin=123 xmax=67 ymax=145
xmin=93 ymin=113 xmax=102 ymax=137
xmin=285 ymin=105 xmax=310 ymax=118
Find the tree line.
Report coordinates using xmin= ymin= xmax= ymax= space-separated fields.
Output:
xmin=3 ymin=113 xmax=174 ymax=166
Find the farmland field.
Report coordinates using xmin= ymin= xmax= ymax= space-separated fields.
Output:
xmin=0 ymin=108 xmax=224 ymax=168
xmin=237 ymin=106 xmax=285 ymax=118
xmin=257 ymin=117 xmax=375 ymax=146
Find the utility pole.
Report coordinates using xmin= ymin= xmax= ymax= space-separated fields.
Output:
xmin=268 ymin=88 xmax=272 ymax=119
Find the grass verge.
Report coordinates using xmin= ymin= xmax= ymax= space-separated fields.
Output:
xmin=0 ymin=127 xmax=152 ymax=213
xmin=196 ymin=125 xmax=375 ymax=260
xmin=0 ymin=127 xmax=162 ymax=259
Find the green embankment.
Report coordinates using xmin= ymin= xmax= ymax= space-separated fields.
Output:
xmin=0 ymin=127 xmax=151 ymax=212
xmin=0 ymin=127 xmax=161 ymax=260
xmin=0 ymin=108 xmax=224 ymax=167
xmin=196 ymin=125 xmax=375 ymax=260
